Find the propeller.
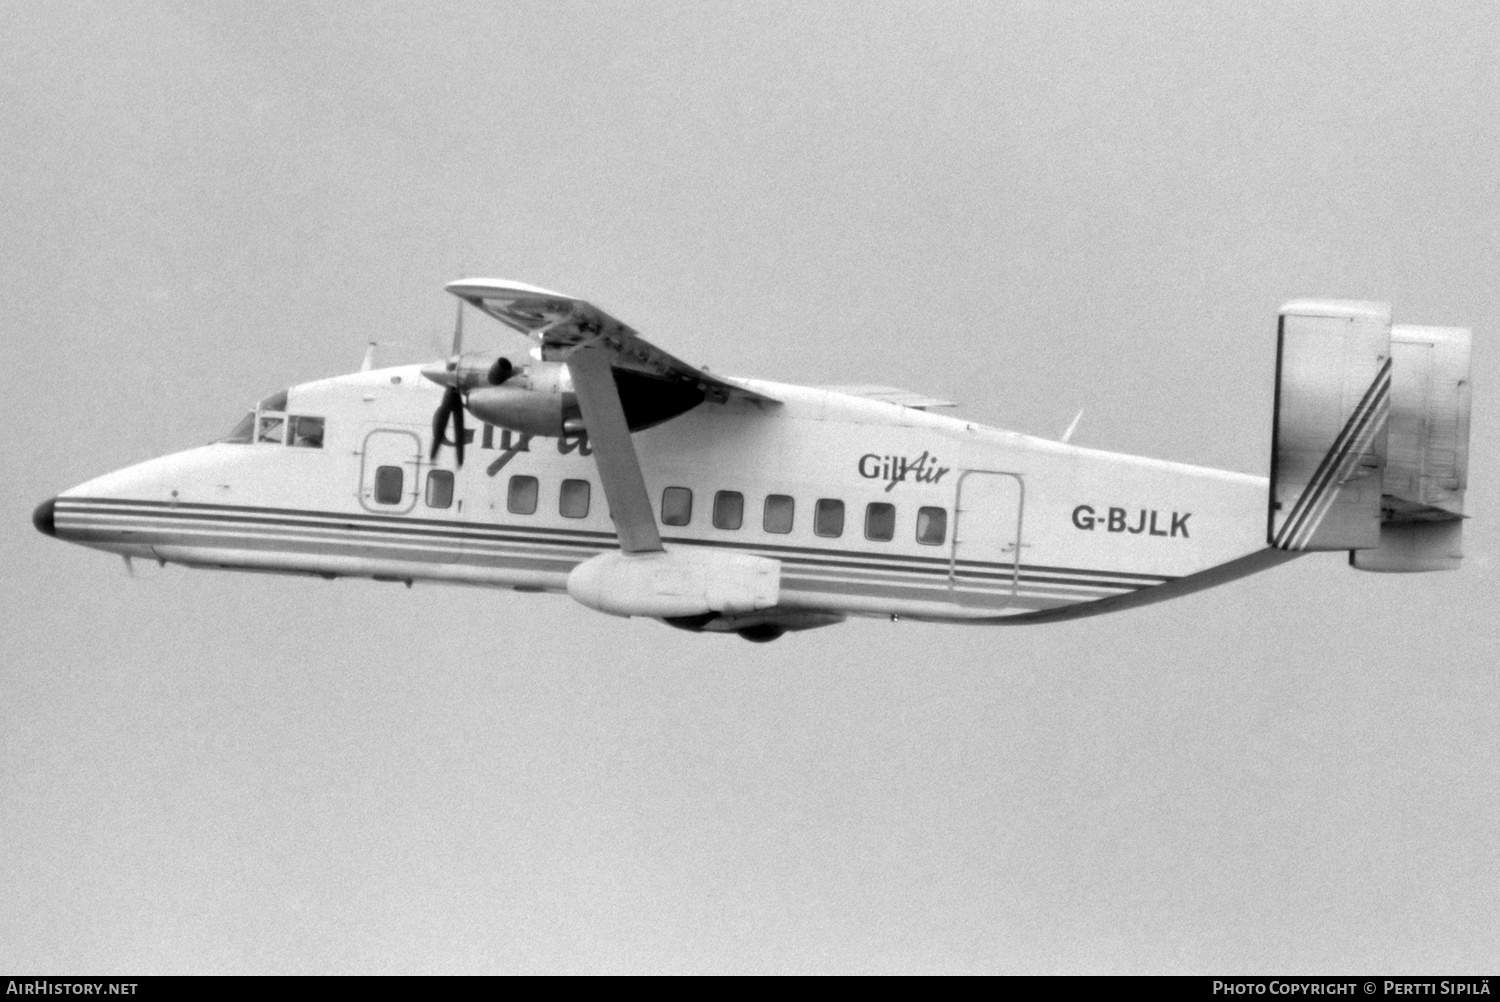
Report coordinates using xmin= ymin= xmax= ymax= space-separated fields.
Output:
xmin=429 ymin=300 xmax=467 ymax=467
xmin=422 ymin=300 xmax=520 ymax=468
xmin=431 ymin=384 xmax=467 ymax=466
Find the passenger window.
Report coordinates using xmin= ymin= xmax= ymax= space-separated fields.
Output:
xmin=661 ymin=486 xmax=693 ymax=526
xmin=865 ymin=502 xmax=896 ymax=541
xmin=916 ymin=506 xmax=947 ymax=545
xmin=289 ymin=416 xmax=324 ymax=448
xmin=713 ymin=491 xmax=744 ymax=530
xmin=374 ymin=465 xmax=404 ymax=505
xmin=763 ymin=495 xmax=794 ymax=534
xmin=257 ymin=414 xmax=285 ymax=445
xmin=425 ymin=470 xmax=454 ymax=509
xmin=508 ymin=475 xmax=538 ymax=515
xmin=814 ymin=499 xmax=845 ymax=538
xmin=560 ymin=479 xmax=591 ymax=519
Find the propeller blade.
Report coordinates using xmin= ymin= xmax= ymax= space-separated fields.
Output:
xmin=428 ymin=303 xmax=478 ymax=466
xmin=431 ymin=387 xmax=456 ymax=461
xmin=430 ymin=386 xmax=467 ymax=467
xmin=452 ymin=393 xmax=466 ymax=468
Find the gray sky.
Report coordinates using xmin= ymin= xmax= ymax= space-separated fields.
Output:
xmin=3 ymin=0 xmax=1498 ymax=973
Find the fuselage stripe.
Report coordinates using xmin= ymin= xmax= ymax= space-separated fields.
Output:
xmin=69 ymin=505 xmax=1155 ymax=576
xmin=57 ymin=497 xmax=1178 ymax=587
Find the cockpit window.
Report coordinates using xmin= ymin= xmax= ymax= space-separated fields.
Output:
xmin=289 ymin=416 xmax=324 ymax=448
xmin=220 ymin=411 xmax=255 ymax=444
xmin=224 ymin=388 xmax=323 ymax=448
xmin=256 ymin=414 xmax=286 ymax=444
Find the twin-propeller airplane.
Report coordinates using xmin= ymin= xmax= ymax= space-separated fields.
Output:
xmin=34 ymin=280 xmax=1472 ymax=642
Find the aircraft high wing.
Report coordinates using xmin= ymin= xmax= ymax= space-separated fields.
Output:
xmin=444 ymin=279 xmax=779 ymax=407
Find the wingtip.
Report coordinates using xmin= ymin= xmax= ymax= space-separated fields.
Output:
xmin=444 ymin=278 xmax=572 ymax=301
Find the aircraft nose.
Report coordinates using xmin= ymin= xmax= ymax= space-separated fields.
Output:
xmin=32 ymin=497 xmax=58 ymax=537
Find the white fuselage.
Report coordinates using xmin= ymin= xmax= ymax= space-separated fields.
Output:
xmin=50 ymin=365 xmax=1277 ymax=625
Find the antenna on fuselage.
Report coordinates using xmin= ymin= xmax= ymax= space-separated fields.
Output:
xmin=360 ymin=342 xmax=378 ymax=372
xmin=1060 ymin=409 xmax=1084 ymax=444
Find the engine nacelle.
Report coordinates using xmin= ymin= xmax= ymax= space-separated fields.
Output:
xmin=465 ymin=385 xmax=580 ymax=438
xmin=446 ymin=358 xmax=578 ymax=438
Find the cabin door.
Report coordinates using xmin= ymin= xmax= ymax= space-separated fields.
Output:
xmin=949 ymin=470 xmax=1024 ymax=610
xmin=358 ymin=428 xmax=423 ymax=514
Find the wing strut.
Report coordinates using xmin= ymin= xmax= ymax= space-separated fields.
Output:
xmin=567 ymin=344 xmax=664 ymax=554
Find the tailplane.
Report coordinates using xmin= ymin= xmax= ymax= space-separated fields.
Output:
xmin=1269 ymin=300 xmax=1471 ymax=571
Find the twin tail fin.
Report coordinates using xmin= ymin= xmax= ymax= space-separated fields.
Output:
xmin=1269 ymin=300 xmax=1470 ymax=571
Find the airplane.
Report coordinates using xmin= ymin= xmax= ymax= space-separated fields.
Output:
xmin=32 ymin=280 xmax=1472 ymax=642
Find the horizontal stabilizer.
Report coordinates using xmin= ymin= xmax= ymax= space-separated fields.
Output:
xmin=1350 ymin=521 xmax=1463 ymax=573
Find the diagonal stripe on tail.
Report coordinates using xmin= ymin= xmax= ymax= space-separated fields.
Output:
xmin=1285 ymin=390 xmax=1389 ymax=550
xmin=1273 ymin=357 xmax=1391 ymax=550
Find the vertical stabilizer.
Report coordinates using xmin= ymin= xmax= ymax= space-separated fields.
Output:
xmin=1269 ymin=300 xmax=1391 ymax=551
xmin=1350 ymin=324 xmax=1470 ymax=572
xmin=1381 ymin=325 xmax=1470 ymax=519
